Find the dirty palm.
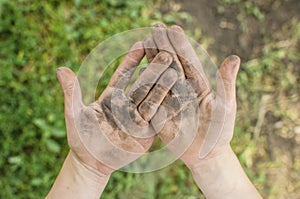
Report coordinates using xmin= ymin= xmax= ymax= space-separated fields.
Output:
xmin=48 ymin=24 xmax=261 ymax=199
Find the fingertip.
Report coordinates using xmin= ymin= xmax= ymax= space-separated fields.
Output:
xmin=131 ymin=41 xmax=144 ymax=51
xmin=56 ymin=66 xmax=74 ymax=73
xmin=138 ymin=102 xmax=153 ymax=122
xmin=56 ymin=66 xmax=68 ymax=75
xmin=170 ymin=25 xmax=184 ymax=32
xmin=220 ymin=55 xmax=241 ymax=77
xmin=155 ymin=51 xmax=173 ymax=65
xmin=127 ymin=41 xmax=145 ymax=60
xmin=167 ymin=26 xmax=188 ymax=53
xmin=153 ymin=23 xmax=167 ymax=28
xmin=56 ymin=66 xmax=75 ymax=80
xmin=217 ymin=55 xmax=240 ymax=104
xmin=226 ymin=55 xmax=241 ymax=64
xmin=225 ymin=55 xmax=241 ymax=68
xmin=55 ymin=66 xmax=78 ymax=93
xmin=228 ymin=54 xmax=240 ymax=61
xmin=143 ymin=37 xmax=155 ymax=48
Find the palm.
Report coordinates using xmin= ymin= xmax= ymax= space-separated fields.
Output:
xmin=57 ymin=42 xmax=177 ymax=174
xmin=69 ymin=87 xmax=153 ymax=171
xmin=145 ymin=24 xmax=240 ymax=168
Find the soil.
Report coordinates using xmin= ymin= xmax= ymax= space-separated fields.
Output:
xmin=174 ymin=0 xmax=300 ymax=61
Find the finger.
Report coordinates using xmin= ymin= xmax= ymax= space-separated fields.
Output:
xmin=108 ymin=41 xmax=145 ymax=90
xmin=152 ymin=23 xmax=185 ymax=79
xmin=138 ymin=68 xmax=178 ymax=121
xmin=128 ymin=51 xmax=173 ymax=106
xmin=167 ymin=25 xmax=203 ymax=78
xmin=143 ymin=37 xmax=158 ymax=63
xmin=216 ymin=55 xmax=240 ymax=105
xmin=152 ymin=23 xmax=173 ymax=53
xmin=167 ymin=25 xmax=210 ymax=95
xmin=56 ymin=67 xmax=83 ymax=119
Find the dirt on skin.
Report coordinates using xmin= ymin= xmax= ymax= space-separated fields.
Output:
xmin=163 ymin=0 xmax=300 ymax=198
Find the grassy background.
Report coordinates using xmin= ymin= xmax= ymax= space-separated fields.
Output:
xmin=0 ymin=0 xmax=299 ymax=198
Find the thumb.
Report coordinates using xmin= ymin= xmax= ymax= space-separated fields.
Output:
xmin=216 ymin=55 xmax=240 ymax=104
xmin=56 ymin=67 xmax=83 ymax=118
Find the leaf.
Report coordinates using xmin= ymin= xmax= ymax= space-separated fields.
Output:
xmin=33 ymin=118 xmax=47 ymax=130
xmin=46 ymin=139 xmax=61 ymax=153
xmin=51 ymin=128 xmax=66 ymax=138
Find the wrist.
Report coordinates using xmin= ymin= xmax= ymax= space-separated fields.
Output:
xmin=181 ymin=144 xmax=233 ymax=171
xmin=68 ymin=151 xmax=111 ymax=186
xmin=47 ymin=151 xmax=111 ymax=199
xmin=189 ymin=144 xmax=233 ymax=171
xmin=189 ymin=146 xmax=261 ymax=199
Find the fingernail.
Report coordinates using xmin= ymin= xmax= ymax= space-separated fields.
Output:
xmin=56 ymin=67 xmax=63 ymax=78
xmin=224 ymin=55 xmax=239 ymax=70
xmin=227 ymin=55 xmax=240 ymax=64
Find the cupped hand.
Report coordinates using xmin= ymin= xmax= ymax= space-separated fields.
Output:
xmin=56 ymin=42 xmax=177 ymax=175
xmin=144 ymin=24 xmax=240 ymax=169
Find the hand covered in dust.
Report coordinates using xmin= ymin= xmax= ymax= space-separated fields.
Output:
xmin=56 ymin=42 xmax=177 ymax=175
xmin=144 ymin=24 xmax=241 ymax=169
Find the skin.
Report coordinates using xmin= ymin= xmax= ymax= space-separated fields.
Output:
xmin=47 ymin=42 xmax=177 ymax=198
xmin=144 ymin=24 xmax=262 ymax=198
xmin=144 ymin=24 xmax=234 ymax=165
xmin=48 ymin=24 xmax=262 ymax=199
